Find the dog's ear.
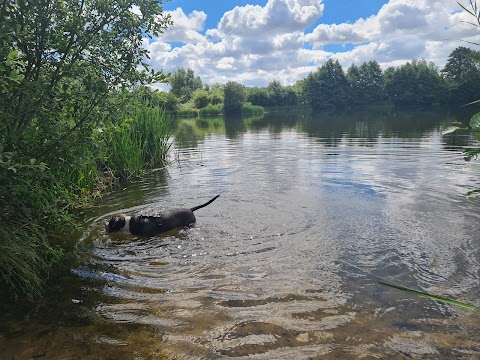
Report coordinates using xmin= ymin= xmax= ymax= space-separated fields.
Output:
xmin=108 ymin=215 xmax=126 ymax=232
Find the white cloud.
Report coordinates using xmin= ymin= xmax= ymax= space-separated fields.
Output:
xmin=146 ymin=0 xmax=480 ymax=87
xmin=217 ymin=0 xmax=323 ymax=36
xmin=159 ymin=8 xmax=207 ymax=43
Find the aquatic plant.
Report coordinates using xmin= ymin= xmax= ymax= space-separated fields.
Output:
xmin=105 ymin=106 xmax=173 ymax=178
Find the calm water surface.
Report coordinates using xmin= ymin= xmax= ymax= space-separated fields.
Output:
xmin=2 ymin=108 xmax=480 ymax=359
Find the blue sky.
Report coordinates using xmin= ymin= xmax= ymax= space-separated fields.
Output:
xmin=162 ymin=0 xmax=387 ymax=29
xmin=146 ymin=0 xmax=480 ymax=87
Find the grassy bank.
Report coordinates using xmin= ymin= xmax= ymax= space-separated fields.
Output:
xmin=0 ymin=102 xmax=173 ymax=300
xmin=176 ymin=102 xmax=264 ymax=118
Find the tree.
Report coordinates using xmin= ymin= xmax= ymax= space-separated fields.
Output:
xmin=267 ymin=80 xmax=285 ymax=105
xmin=346 ymin=64 xmax=362 ymax=106
xmin=347 ymin=61 xmax=384 ymax=106
xmin=442 ymin=47 xmax=480 ymax=104
xmin=302 ymin=59 xmax=350 ymax=111
xmin=193 ymin=89 xmax=210 ymax=108
xmin=153 ymin=91 xmax=179 ymax=112
xmin=247 ymin=87 xmax=271 ymax=106
xmin=1 ymin=0 xmax=171 ymax=155
xmin=210 ymin=91 xmax=223 ymax=105
xmin=384 ymin=60 xmax=446 ymax=106
xmin=223 ymin=81 xmax=246 ymax=114
xmin=360 ymin=61 xmax=384 ymax=103
xmin=442 ymin=47 xmax=480 ymax=83
xmin=283 ymin=86 xmax=299 ymax=106
xmin=170 ymin=67 xmax=203 ymax=103
xmin=0 ymin=0 xmax=172 ymax=299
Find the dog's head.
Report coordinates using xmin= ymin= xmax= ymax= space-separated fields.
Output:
xmin=105 ymin=213 xmax=129 ymax=233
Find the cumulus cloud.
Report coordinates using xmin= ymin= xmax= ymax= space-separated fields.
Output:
xmin=146 ymin=0 xmax=480 ymax=87
xmin=159 ymin=8 xmax=207 ymax=43
xmin=216 ymin=0 xmax=323 ymax=37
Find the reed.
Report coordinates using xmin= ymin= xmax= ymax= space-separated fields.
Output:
xmin=105 ymin=106 xmax=173 ymax=178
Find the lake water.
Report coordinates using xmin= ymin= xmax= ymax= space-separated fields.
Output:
xmin=1 ymin=107 xmax=480 ymax=359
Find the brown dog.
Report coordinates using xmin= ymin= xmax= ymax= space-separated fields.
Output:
xmin=105 ymin=195 xmax=220 ymax=236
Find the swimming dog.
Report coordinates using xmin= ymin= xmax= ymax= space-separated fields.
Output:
xmin=105 ymin=195 xmax=220 ymax=236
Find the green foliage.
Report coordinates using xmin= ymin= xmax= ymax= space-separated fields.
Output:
xmin=170 ymin=67 xmax=203 ymax=103
xmin=0 ymin=51 xmax=25 ymax=92
xmin=199 ymin=104 xmax=223 ymax=116
xmin=1 ymin=0 xmax=171 ymax=155
xmin=470 ymin=112 xmax=480 ymax=130
xmin=223 ymin=81 xmax=246 ymax=114
xmin=242 ymin=102 xmax=265 ymax=115
xmin=210 ymin=91 xmax=224 ymax=105
xmin=442 ymin=47 xmax=480 ymax=104
xmin=302 ymin=59 xmax=350 ymax=111
xmin=0 ymin=153 xmax=67 ymax=300
xmin=247 ymin=82 xmax=300 ymax=107
xmin=154 ymin=91 xmax=179 ymax=112
xmin=104 ymin=107 xmax=173 ymax=178
xmin=445 ymin=2 xmax=480 ymax=198
xmin=347 ymin=61 xmax=384 ymax=106
xmin=384 ymin=60 xmax=446 ymax=106
xmin=193 ymin=89 xmax=210 ymax=109
xmin=0 ymin=0 xmax=173 ymax=300
xmin=177 ymin=106 xmax=200 ymax=117
xmin=131 ymin=86 xmax=179 ymax=112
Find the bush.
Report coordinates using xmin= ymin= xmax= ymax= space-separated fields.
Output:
xmin=0 ymin=153 xmax=68 ymax=300
xmin=177 ymin=108 xmax=199 ymax=117
xmin=193 ymin=89 xmax=210 ymax=109
xmin=199 ymin=103 xmax=223 ymax=116
xmin=242 ymin=102 xmax=265 ymax=115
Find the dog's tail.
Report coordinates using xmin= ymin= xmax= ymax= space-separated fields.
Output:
xmin=191 ymin=195 xmax=220 ymax=212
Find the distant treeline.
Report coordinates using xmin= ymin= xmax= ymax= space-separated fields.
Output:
xmin=151 ymin=46 xmax=480 ymax=114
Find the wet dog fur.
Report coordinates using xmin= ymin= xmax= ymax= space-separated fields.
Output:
xmin=105 ymin=195 xmax=219 ymax=236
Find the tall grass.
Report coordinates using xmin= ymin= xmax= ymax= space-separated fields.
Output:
xmin=0 ymin=105 xmax=173 ymax=300
xmin=0 ymin=155 xmax=67 ymax=300
xmin=105 ymin=106 xmax=173 ymax=178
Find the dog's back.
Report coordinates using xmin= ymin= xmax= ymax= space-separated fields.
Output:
xmin=105 ymin=195 xmax=220 ymax=236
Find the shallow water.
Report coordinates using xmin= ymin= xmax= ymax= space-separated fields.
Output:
xmin=2 ymin=108 xmax=480 ymax=359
